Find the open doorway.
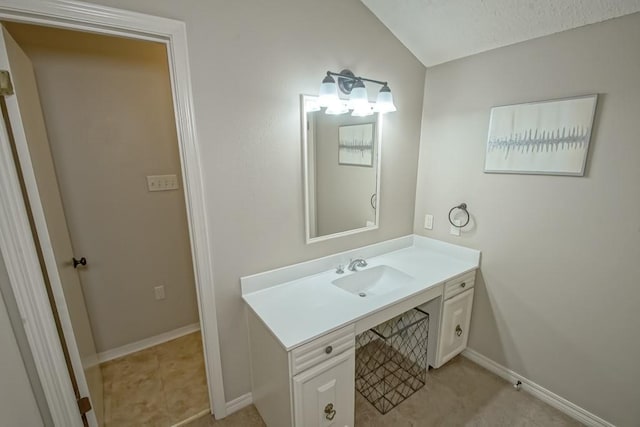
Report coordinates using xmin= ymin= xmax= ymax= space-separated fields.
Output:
xmin=2 ymin=22 xmax=209 ymax=426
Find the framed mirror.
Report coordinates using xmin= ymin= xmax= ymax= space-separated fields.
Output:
xmin=301 ymin=95 xmax=382 ymax=244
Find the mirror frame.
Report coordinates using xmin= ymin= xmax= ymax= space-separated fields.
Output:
xmin=301 ymin=94 xmax=383 ymax=244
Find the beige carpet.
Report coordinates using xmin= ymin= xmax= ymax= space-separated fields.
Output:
xmin=188 ymin=355 xmax=583 ymax=427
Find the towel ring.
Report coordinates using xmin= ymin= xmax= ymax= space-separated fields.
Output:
xmin=448 ymin=203 xmax=470 ymax=228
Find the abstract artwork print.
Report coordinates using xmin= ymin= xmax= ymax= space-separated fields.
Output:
xmin=485 ymin=95 xmax=597 ymax=175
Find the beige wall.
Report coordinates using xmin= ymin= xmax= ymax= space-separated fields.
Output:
xmin=5 ymin=24 xmax=198 ymax=352
xmin=414 ymin=13 xmax=640 ymax=427
xmin=0 ymin=255 xmax=46 ymax=427
xmin=312 ymin=113 xmax=377 ymax=236
xmin=79 ymin=0 xmax=426 ymax=399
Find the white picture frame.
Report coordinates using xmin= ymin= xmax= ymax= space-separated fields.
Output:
xmin=484 ymin=94 xmax=598 ymax=176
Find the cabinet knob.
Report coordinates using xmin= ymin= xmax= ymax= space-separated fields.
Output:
xmin=460 ymin=282 xmax=466 ymax=288
xmin=325 ymin=345 xmax=333 ymax=354
xmin=324 ymin=403 xmax=336 ymax=420
xmin=456 ymin=324 xmax=463 ymax=337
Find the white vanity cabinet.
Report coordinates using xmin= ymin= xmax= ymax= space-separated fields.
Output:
xmin=248 ymin=310 xmax=356 ymax=427
xmin=292 ymin=349 xmax=355 ymax=427
xmin=242 ymin=235 xmax=481 ymax=426
xmin=435 ymin=270 xmax=476 ymax=367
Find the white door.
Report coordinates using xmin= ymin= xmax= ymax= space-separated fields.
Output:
xmin=0 ymin=26 xmax=103 ymax=426
xmin=437 ymin=288 xmax=474 ymax=367
xmin=293 ymin=349 xmax=355 ymax=427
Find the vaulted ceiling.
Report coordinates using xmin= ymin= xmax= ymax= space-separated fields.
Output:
xmin=361 ymin=0 xmax=640 ymax=67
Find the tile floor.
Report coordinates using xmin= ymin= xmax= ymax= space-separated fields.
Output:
xmin=186 ymin=356 xmax=583 ymax=427
xmin=101 ymin=331 xmax=209 ymax=426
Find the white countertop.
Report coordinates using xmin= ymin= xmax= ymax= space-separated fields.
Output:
xmin=241 ymin=235 xmax=480 ymax=351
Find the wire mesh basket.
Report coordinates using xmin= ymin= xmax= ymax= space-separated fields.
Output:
xmin=355 ymin=308 xmax=429 ymax=414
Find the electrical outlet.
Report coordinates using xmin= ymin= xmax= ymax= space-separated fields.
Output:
xmin=449 ymin=219 xmax=461 ymax=236
xmin=154 ymin=285 xmax=166 ymax=300
xmin=424 ymin=214 xmax=433 ymax=230
xmin=147 ymin=175 xmax=179 ymax=192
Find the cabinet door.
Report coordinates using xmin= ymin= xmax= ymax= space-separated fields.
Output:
xmin=437 ymin=288 xmax=474 ymax=367
xmin=293 ymin=348 xmax=355 ymax=427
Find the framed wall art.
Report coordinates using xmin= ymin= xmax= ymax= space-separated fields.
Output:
xmin=338 ymin=123 xmax=375 ymax=167
xmin=484 ymin=94 xmax=598 ymax=176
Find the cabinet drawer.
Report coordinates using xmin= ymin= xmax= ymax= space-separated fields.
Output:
xmin=291 ymin=325 xmax=355 ymax=375
xmin=444 ymin=270 xmax=476 ymax=300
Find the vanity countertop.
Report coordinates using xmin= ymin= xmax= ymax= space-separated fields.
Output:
xmin=241 ymin=235 xmax=480 ymax=351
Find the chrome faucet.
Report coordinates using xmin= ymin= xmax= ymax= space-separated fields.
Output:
xmin=348 ymin=258 xmax=368 ymax=272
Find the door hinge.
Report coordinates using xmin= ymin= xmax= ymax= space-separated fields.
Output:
xmin=0 ymin=70 xmax=14 ymax=96
xmin=77 ymin=396 xmax=92 ymax=416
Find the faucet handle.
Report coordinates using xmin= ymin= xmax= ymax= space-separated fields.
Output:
xmin=336 ymin=265 xmax=344 ymax=274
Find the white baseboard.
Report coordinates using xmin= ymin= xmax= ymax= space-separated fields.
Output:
xmin=168 ymin=393 xmax=252 ymax=425
xmin=171 ymin=408 xmax=210 ymax=427
xmin=97 ymin=323 xmax=200 ymax=364
xmin=226 ymin=392 xmax=253 ymax=415
xmin=461 ymin=349 xmax=614 ymax=427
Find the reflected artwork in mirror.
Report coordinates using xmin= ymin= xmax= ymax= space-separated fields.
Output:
xmin=302 ymin=95 xmax=382 ymax=243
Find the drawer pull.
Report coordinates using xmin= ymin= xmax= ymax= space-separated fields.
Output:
xmin=325 ymin=345 xmax=333 ymax=354
xmin=324 ymin=403 xmax=336 ymax=420
xmin=456 ymin=325 xmax=463 ymax=337
xmin=460 ymin=282 xmax=466 ymax=288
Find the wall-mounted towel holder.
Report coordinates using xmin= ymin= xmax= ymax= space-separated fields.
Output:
xmin=448 ymin=203 xmax=470 ymax=228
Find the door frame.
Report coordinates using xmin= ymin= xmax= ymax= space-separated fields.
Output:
xmin=0 ymin=0 xmax=227 ymax=424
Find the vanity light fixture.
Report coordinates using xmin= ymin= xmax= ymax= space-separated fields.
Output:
xmin=374 ymin=85 xmax=397 ymax=113
xmin=351 ymin=108 xmax=374 ymax=117
xmin=348 ymin=79 xmax=369 ymax=110
xmin=325 ymin=101 xmax=349 ymax=115
xmin=318 ymin=75 xmax=340 ymax=107
xmin=304 ymin=97 xmax=321 ymax=112
xmin=317 ymin=69 xmax=397 ymax=116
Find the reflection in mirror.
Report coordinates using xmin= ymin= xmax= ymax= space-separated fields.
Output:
xmin=302 ymin=95 xmax=382 ymax=243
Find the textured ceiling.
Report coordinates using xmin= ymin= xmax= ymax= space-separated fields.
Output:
xmin=361 ymin=0 xmax=640 ymax=67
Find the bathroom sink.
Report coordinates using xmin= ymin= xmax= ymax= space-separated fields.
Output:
xmin=332 ymin=265 xmax=414 ymax=298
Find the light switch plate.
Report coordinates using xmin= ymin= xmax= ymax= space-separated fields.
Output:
xmin=154 ymin=285 xmax=165 ymax=300
xmin=424 ymin=214 xmax=433 ymax=230
xmin=147 ymin=174 xmax=179 ymax=192
xmin=450 ymin=219 xmax=461 ymax=236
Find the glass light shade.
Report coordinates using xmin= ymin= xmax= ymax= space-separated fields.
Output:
xmin=304 ymin=98 xmax=321 ymax=112
xmin=373 ymin=85 xmax=397 ymax=113
xmin=348 ymin=80 xmax=369 ymax=110
xmin=318 ymin=75 xmax=340 ymax=107
xmin=325 ymin=101 xmax=349 ymax=115
xmin=351 ymin=104 xmax=374 ymax=117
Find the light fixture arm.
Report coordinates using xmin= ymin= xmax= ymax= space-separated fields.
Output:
xmin=326 ymin=71 xmax=388 ymax=87
xmin=317 ymin=68 xmax=397 ymax=115
xmin=326 ymin=70 xmax=388 ymax=95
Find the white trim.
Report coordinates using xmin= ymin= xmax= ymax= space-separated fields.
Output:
xmin=0 ymin=81 xmax=82 ymax=427
xmin=170 ymin=393 xmax=253 ymax=427
xmin=97 ymin=323 xmax=200 ymax=364
xmin=225 ymin=392 xmax=253 ymax=415
xmin=301 ymin=94 xmax=383 ymax=245
xmin=0 ymin=0 xmax=227 ymax=422
xmin=0 ymin=25 xmax=104 ymax=426
xmin=170 ymin=409 xmax=210 ymax=427
xmin=462 ymin=349 xmax=614 ymax=427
